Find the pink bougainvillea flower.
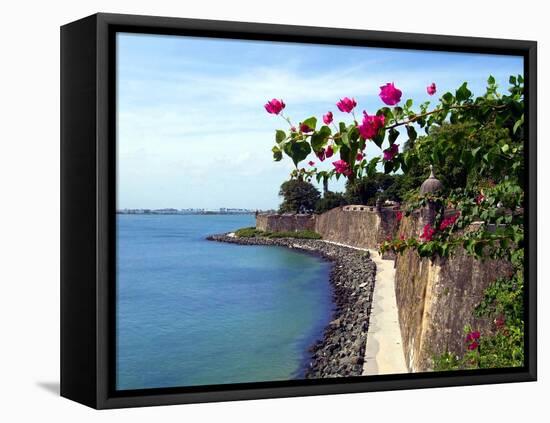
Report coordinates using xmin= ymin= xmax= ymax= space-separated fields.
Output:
xmin=396 ymin=211 xmax=403 ymax=222
xmin=290 ymin=126 xmax=297 ymax=132
xmin=427 ymin=82 xmax=437 ymax=96
xmin=399 ymin=234 xmax=405 ymax=240
xmin=316 ymin=148 xmax=326 ymax=162
xmin=323 ymin=111 xmax=334 ymax=125
xmin=299 ymin=122 xmax=313 ymax=133
xmin=325 ymin=145 xmax=334 ymax=158
xmin=383 ymin=143 xmax=399 ymax=161
xmin=356 ymin=152 xmax=364 ymax=161
xmin=264 ymin=98 xmax=285 ymax=115
xmin=495 ymin=316 xmax=506 ymax=329
xmin=332 ymin=159 xmax=352 ymax=177
xmin=476 ymin=193 xmax=485 ymax=205
xmin=308 ymin=160 xmax=315 ymax=167
xmin=465 ymin=331 xmax=481 ymax=343
xmin=439 ymin=212 xmax=460 ymax=231
xmin=467 ymin=341 xmax=479 ymax=351
xmin=336 ymin=97 xmax=357 ymax=113
xmin=358 ymin=111 xmax=385 ymax=139
xmin=419 ymin=223 xmax=435 ymax=242
xmin=379 ymin=82 xmax=402 ymax=105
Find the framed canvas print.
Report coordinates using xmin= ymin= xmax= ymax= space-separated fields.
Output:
xmin=60 ymin=13 xmax=537 ymax=409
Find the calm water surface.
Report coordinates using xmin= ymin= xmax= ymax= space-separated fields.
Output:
xmin=116 ymin=214 xmax=333 ymax=390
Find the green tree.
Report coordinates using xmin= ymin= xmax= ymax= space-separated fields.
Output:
xmin=315 ymin=191 xmax=348 ymax=213
xmin=345 ymin=173 xmax=400 ymax=205
xmin=278 ymin=179 xmax=320 ymax=214
xmin=397 ymin=121 xmax=512 ymax=201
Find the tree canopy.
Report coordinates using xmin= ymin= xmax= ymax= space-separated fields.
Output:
xmin=278 ymin=179 xmax=320 ymax=214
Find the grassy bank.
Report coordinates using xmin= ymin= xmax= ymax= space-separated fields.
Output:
xmin=234 ymin=227 xmax=322 ymax=240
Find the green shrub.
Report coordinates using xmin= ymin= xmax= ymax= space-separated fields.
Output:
xmin=234 ymin=227 xmax=263 ymax=238
xmin=267 ymin=230 xmax=322 ymax=239
xmin=233 ymin=227 xmax=322 ymax=240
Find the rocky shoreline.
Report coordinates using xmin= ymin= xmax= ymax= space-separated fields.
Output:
xmin=206 ymin=233 xmax=377 ymax=379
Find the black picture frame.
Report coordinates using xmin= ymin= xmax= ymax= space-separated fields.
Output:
xmin=60 ymin=12 xmax=537 ymax=409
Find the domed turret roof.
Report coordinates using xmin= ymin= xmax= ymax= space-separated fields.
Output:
xmin=420 ymin=165 xmax=443 ymax=195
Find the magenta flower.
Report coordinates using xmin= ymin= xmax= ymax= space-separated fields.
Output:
xmin=495 ymin=316 xmax=506 ymax=330
xmin=323 ymin=111 xmax=334 ymax=125
xmin=308 ymin=160 xmax=315 ymax=167
xmin=332 ymin=160 xmax=352 ymax=177
xmin=300 ymin=122 xmax=313 ymax=133
xmin=325 ymin=145 xmax=334 ymax=158
xmin=316 ymin=148 xmax=326 ymax=162
xmin=290 ymin=126 xmax=297 ymax=132
xmin=427 ymin=82 xmax=437 ymax=96
xmin=467 ymin=341 xmax=479 ymax=351
xmin=419 ymin=223 xmax=435 ymax=242
xmin=264 ymin=98 xmax=286 ymax=115
xmin=356 ymin=152 xmax=364 ymax=161
xmin=383 ymin=143 xmax=399 ymax=161
xmin=358 ymin=111 xmax=385 ymax=139
xmin=476 ymin=193 xmax=485 ymax=205
xmin=465 ymin=331 xmax=481 ymax=343
xmin=396 ymin=211 xmax=403 ymax=221
xmin=336 ymin=97 xmax=357 ymax=113
xmin=379 ymin=82 xmax=402 ymax=105
xmin=439 ymin=212 xmax=460 ymax=231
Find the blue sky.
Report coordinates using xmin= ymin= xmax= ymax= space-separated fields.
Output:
xmin=116 ymin=33 xmax=523 ymax=210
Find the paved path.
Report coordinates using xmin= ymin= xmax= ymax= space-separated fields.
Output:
xmin=321 ymin=240 xmax=408 ymax=376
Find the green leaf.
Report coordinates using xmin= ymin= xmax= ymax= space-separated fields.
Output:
xmin=384 ymin=161 xmax=394 ymax=174
xmin=339 ymin=144 xmax=351 ymax=162
xmin=442 ymin=92 xmax=454 ymax=104
xmin=372 ymin=130 xmax=385 ymax=148
xmin=406 ymin=126 xmax=417 ymax=143
xmin=341 ymin=132 xmax=350 ymax=147
xmin=509 ymin=75 xmax=517 ymax=85
xmin=501 ymin=144 xmax=510 ymax=153
xmin=310 ymin=126 xmax=331 ymax=152
xmin=272 ymin=145 xmax=282 ymax=161
xmin=339 ymin=122 xmax=347 ymax=133
xmin=513 ymin=115 xmax=524 ymax=134
xmin=456 ymin=82 xmax=472 ymax=102
xmin=366 ymin=157 xmax=380 ymax=177
xmin=275 ymin=130 xmax=286 ymax=144
xmin=283 ymin=140 xmax=311 ymax=166
xmin=310 ymin=132 xmax=326 ymax=152
xmin=389 ymin=128 xmax=400 ymax=145
xmin=488 ymin=75 xmax=496 ymax=86
xmin=302 ymin=117 xmax=317 ymax=131
xmin=348 ymin=125 xmax=359 ymax=143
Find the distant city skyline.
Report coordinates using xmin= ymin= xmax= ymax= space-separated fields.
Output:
xmin=117 ymin=33 xmax=523 ymax=210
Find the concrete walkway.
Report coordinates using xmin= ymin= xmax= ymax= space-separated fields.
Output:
xmin=321 ymin=241 xmax=408 ymax=376
xmin=362 ymin=249 xmax=408 ymax=376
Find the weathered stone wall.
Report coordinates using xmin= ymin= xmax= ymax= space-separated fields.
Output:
xmin=256 ymin=213 xmax=316 ymax=232
xmin=256 ymin=206 xmax=399 ymax=249
xmin=314 ymin=206 xmax=400 ymax=249
xmin=394 ymin=215 xmax=512 ymax=372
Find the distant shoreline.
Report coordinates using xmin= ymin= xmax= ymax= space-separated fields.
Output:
xmin=117 ymin=210 xmax=259 ymax=216
xmin=207 ymin=233 xmax=377 ymax=379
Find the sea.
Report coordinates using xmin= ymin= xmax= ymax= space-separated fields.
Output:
xmin=116 ymin=214 xmax=333 ymax=390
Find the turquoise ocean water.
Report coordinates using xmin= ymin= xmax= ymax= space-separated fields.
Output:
xmin=116 ymin=214 xmax=333 ymax=390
